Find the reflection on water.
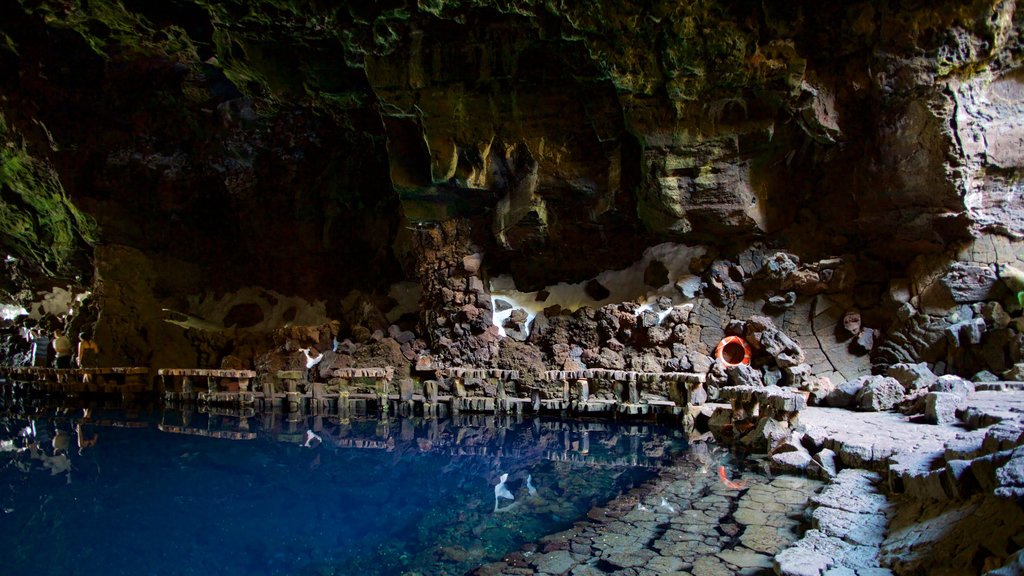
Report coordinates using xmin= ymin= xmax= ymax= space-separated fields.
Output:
xmin=0 ymin=398 xmax=710 ymax=576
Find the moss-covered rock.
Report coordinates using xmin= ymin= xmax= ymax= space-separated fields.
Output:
xmin=0 ymin=114 xmax=97 ymax=276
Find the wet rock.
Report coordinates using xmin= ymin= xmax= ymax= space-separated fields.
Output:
xmin=494 ymin=299 xmax=513 ymax=313
xmin=924 ymin=392 xmax=965 ymax=425
xmin=739 ymin=417 xmax=790 ymax=452
xmin=854 ymin=376 xmax=904 ymax=411
xmin=886 ymin=362 xmax=937 ymax=392
xmin=708 ymin=407 xmax=734 ymax=438
xmin=717 ymin=547 xmax=774 ymax=571
xmin=602 ymin=549 xmax=657 ymax=570
xmin=532 ymin=550 xmax=576 ymax=574
xmin=772 ymin=446 xmax=813 ymax=474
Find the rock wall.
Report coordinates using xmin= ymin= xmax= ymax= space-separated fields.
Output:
xmin=0 ymin=0 xmax=1022 ymax=373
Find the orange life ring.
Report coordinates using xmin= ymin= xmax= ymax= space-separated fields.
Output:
xmin=715 ymin=336 xmax=751 ymax=367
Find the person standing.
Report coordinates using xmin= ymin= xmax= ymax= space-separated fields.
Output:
xmin=77 ymin=331 xmax=99 ymax=368
xmin=53 ymin=329 xmax=73 ymax=369
xmin=30 ymin=329 xmax=50 ymax=367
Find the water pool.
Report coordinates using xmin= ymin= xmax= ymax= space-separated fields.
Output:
xmin=0 ymin=406 xmax=690 ymax=576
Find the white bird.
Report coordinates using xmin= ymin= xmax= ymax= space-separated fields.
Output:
xmin=637 ymin=502 xmax=651 ymax=512
xmin=659 ymin=497 xmax=675 ymax=513
xmin=302 ymin=430 xmax=322 ymax=448
xmin=526 ymin=474 xmax=537 ymax=496
xmin=494 ymin=473 xmax=515 ymax=512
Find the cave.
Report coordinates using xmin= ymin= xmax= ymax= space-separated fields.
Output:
xmin=1 ymin=1 xmax=1023 ymax=575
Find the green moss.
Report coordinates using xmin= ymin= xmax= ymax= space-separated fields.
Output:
xmin=0 ymin=115 xmax=98 ymax=276
xmin=17 ymin=0 xmax=198 ymax=60
xmin=0 ymin=31 xmax=17 ymax=55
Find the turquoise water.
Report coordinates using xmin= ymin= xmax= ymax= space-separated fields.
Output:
xmin=0 ymin=405 xmax=687 ymax=576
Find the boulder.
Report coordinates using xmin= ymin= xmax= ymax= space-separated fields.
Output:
xmin=982 ymin=301 xmax=1012 ymax=329
xmin=745 ymin=315 xmax=805 ymax=367
xmin=784 ymin=363 xmax=812 ymax=387
xmin=809 ymin=448 xmax=839 ymax=480
xmin=675 ymin=275 xmax=703 ymax=299
xmin=886 ymin=362 xmax=937 ymax=392
xmin=946 ymin=318 xmax=985 ymax=348
xmin=803 ymin=376 xmax=835 ymax=406
xmin=1004 ymin=363 xmax=1024 ymax=380
xmin=771 ymin=447 xmax=813 ymax=474
xmin=827 ymin=376 xmax=870 ymax=408
xmin=801 ymin=426 xmax=829 ymax=453
xmin=462 ymin=253 xmax=482 ymax=274
xmin=760 ymin=252 xmax=800 ymax=287
xmin=708 ymin=407 xmax=734 ymax=438
xmin=972 ymin=370 xmax=1000 ymax=382
xmin=689 ymin=351 xmax=714 ymax=374
xmin=739 ymin=417 xmax=790 ymax=452
xmin=727 ymin=363 xmax=764 ymax=387
xmin=920 ymin=262 xmax=1002 ymax=314
xmin=929 ymin=375 xmax=975 ymax=401
xmin=855 ymin=376 xmax=905 ymax=411
xmin=924 ymin=392 xmax=965 ymax=425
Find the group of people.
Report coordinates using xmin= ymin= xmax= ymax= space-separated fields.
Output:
xmin=25 ymin=326 xmax=99 ymax=369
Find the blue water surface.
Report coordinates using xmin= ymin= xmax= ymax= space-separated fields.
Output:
xmin=0 ymin=407 xmax=687 ymax=576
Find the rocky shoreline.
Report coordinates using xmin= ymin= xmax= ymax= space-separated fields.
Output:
xmin=466 ymin=387 xmax=1024 ymax=576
